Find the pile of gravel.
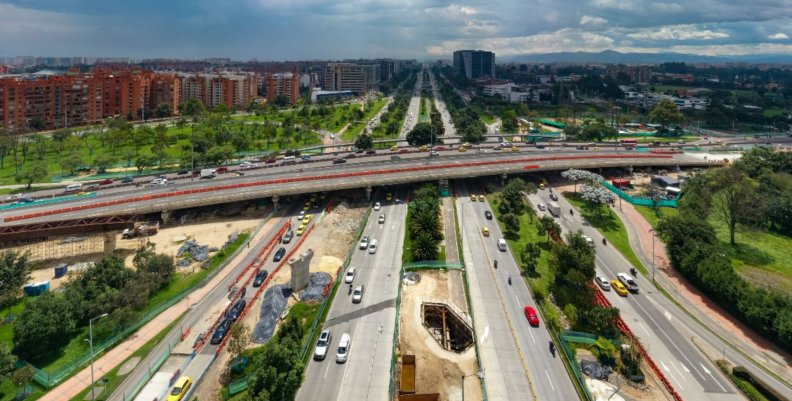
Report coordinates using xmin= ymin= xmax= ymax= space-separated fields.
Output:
xmin=299 ymin=272 xmax=333 ymax=302
xmin=580 ymin=359 xmax=612 ymax=380
xmin=224 ymin=231 xmax=239 ymax=248
xmin=252 ymin=285 xmax=290 ymax=344
xmin=177 ymin=240 xmax=210 ymax=262
xmin=403 ymin=272 xmax=421 ymax=286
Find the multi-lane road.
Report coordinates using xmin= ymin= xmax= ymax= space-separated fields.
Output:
xmin=297 ymin=191 xmax=406 ymax=401
xmin=426 ymin=69 xmax=458 ymax=144
xmin=398 ymin=70 xmax=424 ymax=144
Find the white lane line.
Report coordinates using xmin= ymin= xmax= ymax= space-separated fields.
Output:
xmin=544 ymin=370 xmax=555 ymax=391
xmin=323 ymin=359 xmax=332 ymax=378
xmin=673 ymin=361 xmax=688 ymax=381
xmin=637 ymin=321 xmax=651 ymax=337
xmin=662 ymin=360 xmax=685 ymax=391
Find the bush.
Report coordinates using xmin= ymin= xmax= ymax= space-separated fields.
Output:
xmin=530 ymin=280 xmax=548 ymax=302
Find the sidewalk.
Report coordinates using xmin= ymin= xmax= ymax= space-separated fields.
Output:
xmin=614 ymin=200 xmax=792 ymax=380
xmin=39 ymin=217 xmax=279 ymax=401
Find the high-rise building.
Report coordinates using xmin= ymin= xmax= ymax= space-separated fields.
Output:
xmin=324 ymin=63 xmax=369 ymax=94
xmin=606 ymin=65 xmax=652 ymax=84
xmin=265 ymin=72 xmax=300 ymax=104
xmin=179 ymin=72 xmax=258 ymax=110
xmin=453 ymin=50 xmax=495 ymax=80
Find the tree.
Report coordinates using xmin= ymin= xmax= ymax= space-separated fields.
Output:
xmin=561 ymin=169 xmax=604 ymax=193
xmin=500 ymin=178 xmax=529 ymax=214
xmin=649 ymin=99 xmax=685 ymax=134
xmin=0 ymin=252 xmax=30 ymax=316
xmin=579 ymin=184 xmax=615 ymax=219
xmin=711 ymin=167 xmax=756 ymax=245
xmin=59 ymin=151 xmax=83 ymax=176
xmin=52 ymin=129 xmax=72 ymax=151
xmin=13 ymin=292 xmax=77 ymax=359
xmin=11 ymin=365 xmax=34 ymax=390
xmin=521 ymin=243 xmax=542 ymax=274
xmin=412 ymin=231 xmax=439 ymax=261
xmin=15 ymin=161 xmax=47 ymax=189
xmin=181 ymin=99 xmax=205 ymax=122
xmin=94 ymin=153 xmax=117 ymax=173
xmin=405 ymin=123 xmax=438 ymax=146
xmin=537 ymin=215 xmax=561 ymax=243
xmin=135 ymin=154 xmax=156 ymax=175
xmin=0 ymin=343 xmax=16 ymax=384
xmin=155 ymin=103 xmax=172 ymax=118
xmin=227 ymin=323 xmax=251 ymax=360
xmin=206 ymin=144 xmax=235 ymax=166
xmin=354 ymin=133 xmax=374 ymax=150
xmin=501 ymin=213 xmax=520 ymax=238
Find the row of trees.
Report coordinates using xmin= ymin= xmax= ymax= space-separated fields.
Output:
xmin=405 ymin=99 xmax=445 ymax=147
xmin=434 ymin=70 xmax=487 ymax=144
xmin=13 ymin=245 xmax=174 ymax=361
xmin=408 ymin=185 xmax=443 ymax=261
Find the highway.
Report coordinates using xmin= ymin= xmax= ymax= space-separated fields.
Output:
xmin=297 ymin=191 xmax=406 ymax=401
xmin=528 ymin=189 xmax=742 ymax=401
xmin=0 ymin=151 xmax=715 ymax=225
xmin=456 ymin=182 xmax=578 ymax=401
xmin=426 ymin=69 xmax=458 ymax=144
xmin=398 ymin=68 xmax=424 ymax=144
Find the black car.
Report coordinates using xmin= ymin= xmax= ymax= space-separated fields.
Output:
xmin=252 ymin=270 xmax=269 ymax=287
xmin=273 ymin=247 xmax=286 ymax=262
xmin=226 ymin=298 xmax=247 ymax=322
xmin=345 ymin=153 xmax=357 ymax=159
xmin=177 ymin=169 xmax=189 ymax=175
xmin=282 ymin=230 xmax=294 ymax=244
xmin=332 ymin=158 xmax=347 ymax=164
xmin=121 ymin=176 xmax=134 ymax=183
xmin=484 ymin=211 xmax=493 ymax=220
xmin=210 ymin=318 xmax=232 ymax=345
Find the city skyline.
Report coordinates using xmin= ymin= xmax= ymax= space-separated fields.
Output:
xmin=1 ymin=0 xmax=792 ymax=60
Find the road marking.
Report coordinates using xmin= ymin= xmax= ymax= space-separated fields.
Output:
xmin=699 ymin=362 xmax=711 ymax=375
xmin=544 ymin=370 xmax=555 ymax=391
xmin=481 ymin=326 xmax=490 ymax=343
xmin=323 ymin=359 xmax=332 ymax=378
xmin=637 ymin=321 xmax=651 ymax=337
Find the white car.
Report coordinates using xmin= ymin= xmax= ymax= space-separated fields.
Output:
xmin=239 ymin=161 xmax=258 ymax=170
xmin=595 ymin=276 xmax=611 ymax=291
xmin=336 ymin=333 xmax=351 ymax=363
xmin=352 ymin=285 xmax=364 ymax=303
xmin=344 ymin=267 xmax=356 ymax=284
xmin=582 ymin=235 xmax=594 ymax=246
xmin=617 ymin=272 xmax=639 ymax=293
xmin=297 ymin=211 xmax=306 ymax=220
xmin=374 ymin=202 xmax=381 ymax=211
xmin=378 ymin=214 xmax=386 ymax=224
xmin=538 ymin=204 xmax=546 ymax=211
xmin=313 ymin=330 xmax=332 ymax=360
xmin=359 ymin=236 xmax=369 ymax=250
xmin=368 ymin=240 xmax=377 ymax=254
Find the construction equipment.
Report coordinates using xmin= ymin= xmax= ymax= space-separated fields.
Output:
xmin=122 ymin=222 xmax=159 ymax=239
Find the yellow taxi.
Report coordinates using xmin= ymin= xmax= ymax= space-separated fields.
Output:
xmin=470 ymin=194 xmax=477 ymax=202
xmin=462 ymin=142 xmax=471 ymax=148
xmin=539 ymin=183 xmax=545 ymax=190
xmin=168 ymin=376 xmax=192 ymax=401
xmin=390 ymin=145 xmax=399 ymax=151
xmin=302 ymin=214 xmax=313 ymax=224
xmin=419 ymin=145 xmax=428 ymax=151
xmin=478 ymin=195 xmax=485 ymax=202
xmin=310 ymin=194 xmax=317 ymax=202
xmin=296 ymin=223 xmax=307 ymax=236
xmin=482 ymin=227 xmax=490 ymax=237
xmin=510 ymin=146 xmax=520 ymax=152
xmin=611 ymin=279 xmax=628 ymax=296
xmin=386 ymin=192 xmax=393 ymax=201
xmin=458 ymin=146 xmax=467 ymax=152
xmin=303 ymin=202 xmax=311 ymax=211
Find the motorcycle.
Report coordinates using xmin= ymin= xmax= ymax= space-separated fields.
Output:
xmin=507 ymin=276 xmax=512 ymax=285
xmin=630 ymin=267 xmax=637 ymax=277
xmin=602 ymin=238 xmax=607 ymax=246
xmin=570 ymin=209 xmax=574 ymax=216
xmin=549 ymin=341 xmax=556 ymax=357
xmin=494 ymin=260 xmax=498 ymax=269
xmin=348 ymin=284 xmax=353 ymax=295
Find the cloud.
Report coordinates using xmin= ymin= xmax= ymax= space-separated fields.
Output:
xmin=626 ymin=25 xmax=730 ymax=41
xmin=580 ymin=15 xmax=608 ymax=26
xmin=590 ymin=0 xmax=635 ymax=11
xmin=649 ymin=2 xmax=684 ymax=13
xmin=768 ymin=32 xmax=790 ymax=39
xmin=424 ymin=28 xmax=615 ymax=56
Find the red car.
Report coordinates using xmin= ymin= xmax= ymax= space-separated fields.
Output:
xmin=98 ymin=179 xmax=114 ymax=185
xmin=398 ymin=149 xmax=409 ymax=154
xmin=524 ymin=306 xmax=539 ymax=327
xmin=365 ymin=149 xmax=377 ymax=155
xmin=433 ymin=146 xmax=446 ymax=151
xmin=216 ymin=166 xmax=229 ymax=173
xmin=264 ymin=158 xmax=277 ymax=164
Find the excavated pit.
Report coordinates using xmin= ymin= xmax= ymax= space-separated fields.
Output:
xmin=421 ymin=301 xmax=474 ymax=353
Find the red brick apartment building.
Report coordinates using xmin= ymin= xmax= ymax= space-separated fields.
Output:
xmin=264 ymin=72 xmax=300 ymax=104
xmin=178 ymin=72 xmax=258 ymax=110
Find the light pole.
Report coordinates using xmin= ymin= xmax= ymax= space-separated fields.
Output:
xmin=461 ymin=370 xmax=484 ymax=401
xmin=649 ymin=229 xmax=656 ymax=283
xmin=87 ymin=313 xmax=109 ymax=401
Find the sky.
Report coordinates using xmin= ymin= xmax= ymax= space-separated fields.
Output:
xmin=2 ymin=0 xmax=792 ymax=60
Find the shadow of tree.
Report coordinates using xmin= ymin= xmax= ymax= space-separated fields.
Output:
xmin=730 ymin=242 xmax=774 ymax=266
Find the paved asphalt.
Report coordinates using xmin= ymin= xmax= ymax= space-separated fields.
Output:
xmin=297 ymin=191 xmax=406 ymax=401
xmin=528 ymin=189 xmax=741 ymax=401
xmin=426 ymin=69 xmax=459 ymax=144
xmin=398 ymin=70 xmax=424 ymax=145
xmin=456 ymin=181 xmax=578 ymax=401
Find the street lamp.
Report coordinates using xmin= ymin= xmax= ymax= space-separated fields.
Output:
xmin=461 ymin=370 xmax=484 ymax=401
xmin=87 ymin=313 xmax=109 ymax=401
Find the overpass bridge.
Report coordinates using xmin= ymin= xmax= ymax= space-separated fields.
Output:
xmin=0 ymin=150 xmax=721 ymax=237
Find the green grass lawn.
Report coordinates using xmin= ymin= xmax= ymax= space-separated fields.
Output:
xmin=634 ymin=205 xmax=678 ymax=229
xmin=565 ymin=193 xmax=646 ymax=274
xmin=341 ymin=98 xmax=388 ymax=141
xmin=708 ymin=214 xmax=792 ymax=293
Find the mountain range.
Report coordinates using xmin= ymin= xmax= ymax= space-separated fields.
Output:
xmin=503 ymin=50 xmax=792 ymax=64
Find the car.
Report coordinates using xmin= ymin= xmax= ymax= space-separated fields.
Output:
xmin=282 ymin=230 xmax=294 ymax=244
xmin=429 ymin=150 xmax=439 ymax=156
xmin=418 ymin=145 xmax=428 ymax=151
xmin=366 ymin=149 xmax=377 ymax=155
xmin=239 ymin=161 xmax=258 ymax=170
xmin=470 ymin=194 xmax=477 ymax=202
xmin=344 ymin=267 xmax=356 ymax=284
xmin=265 ymin=158 xmax=277 ymax=164
xmin=352 ymin=285 xmax=364 ymax=303
xmin=210 ymin=318 xmax=232 ymax=345
xmin=386 ymin=192 xmax=393 ymax=201
xmin=493 ymin=145 xmax=503 ymax=151
xmin=98 ymin=179 xmax=114 ymax=185
xmin=359 ymin=236 xmax=369 ymax=250
xmin=252 ymin=270 xmax=269 ymax=287
xmin=524 ymin=306 xmax=540 ymax=327
xmin=582 ymin=235 xmax=594 ymax=246
xmin=390 ymin=145 xmax=399 ymax=151
xmin=226 ymin=298 xmax=247 ymax=322
xmin=510 ymin=146 xmax=520 ymax=152
xmin=611 ymin=279 xmax=628 ymax=296
xmin=374 ymin=202 xmax=381 ymax=211
xmin=13 ymin=197 xmax=35 ymax=204
xmin=121 ymin=176 xmax=134 ymax=183
xmin=434 ymin=146 xmax=446 ymax=151
xmin=368 ymin=240 xmax=377 ymax=254
xmin=333 ymin=158 xmax=347 ymax=164
xmin=595 ymin=276 xmax=611 ymax=291
xmin=336 ymin=333 xmax=351 ymax=363
xmin=549 ymin=193 xmax=559 ymax=201
xmin=458 ymin=146 xmax=467 ymax=152
xmin=345 ymin=153 xmax=357 ymax=159
xmin=314 ymin=330 xmax=332 ymax=360
xmin=302 ymin=202 xmax=311 ymax=211
xmin=478 ymin=195 xmax=485 ymax=202
xmin=320 ymin=192 xmax=327 ymax=199
xmin=484 ymin=211 xmax=492 ymax=220
xmin=390 ymin=155 xmax=402 ymax=161
xmin=296 ymin=224 xmax=306 ymax=236
xmin=482 ymin=227 xmax=490 ymax=237
xmin=302 ymin=214 xmax=313 ymax=224
xmin=538 ymin=204 xmax=546 ymax=211
xmin=398 ymin=148 xmax=409 ymax=154
xmin=355 ymin=148 xmax=364 ymax=154
xmin=273 ymin=247 xmax=286 ymax=262
xmin=167 ymin=376 xmax=192 ymax=401
xmin=378 ymin=214 xmax=386 ymax=224
xmin=617 ymin=272 xmax=639 ymax=293
xmin=216 ymin=166 xmax=229 ymax=173
xmin=297 ymin=210 xmax=306 ymax=220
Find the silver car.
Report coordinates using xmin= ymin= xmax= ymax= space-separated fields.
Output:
xmin=313 ymin=330 xmax=332 ymax=360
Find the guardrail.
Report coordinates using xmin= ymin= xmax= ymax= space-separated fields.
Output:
xmin=4 ymin=154 xmax=676 ymax=223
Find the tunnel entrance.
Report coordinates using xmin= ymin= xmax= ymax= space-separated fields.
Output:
xmin=421 ymin=300 xmax=474 ymax=353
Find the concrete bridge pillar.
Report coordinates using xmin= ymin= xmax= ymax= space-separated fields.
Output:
xmin=628 ymin=166 xmax=634 ymax=175
xmin=501 ymin=173 xmax=508 ymax=186
xmin=161 ymin=210 xmax=170 ymax=223
xmin=272 ymin=195 xmax=280 ymax=210
xmin=365 ymin=186 xmax=372 ymax=201
xmin=103 ymin=231 xmax=117 ymax=255
xmin=675 ymin=165 xmax=681 ymax=172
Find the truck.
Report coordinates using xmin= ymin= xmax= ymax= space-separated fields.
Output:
xmin=548 ymin=201 xmax=561 ymax=217
xmin=200 ymin=168 xmax=216 ymax=179
xmin=122 ymin=222 xmax=159 ymax=239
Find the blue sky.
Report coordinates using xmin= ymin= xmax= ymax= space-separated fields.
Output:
xmin=1 ymin=0 xmax=792 ymax=59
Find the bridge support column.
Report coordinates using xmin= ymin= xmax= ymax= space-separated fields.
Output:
xmin=161 ymin=210 xmax=170 ymax=223
xmin=365 ymin=186 xmax=372 ymax=201
xmin=501 ymin=173 xmax=508 ymax=186
xmin=628 ymin=166 xmax=634 ymax=175
xmin=272 ymin=195 xmax=280 ymax=211
xmin=675 ymin=164 xmax=681 ymax=172
xmin=103 ymin=231 xmax=117 ymax=255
